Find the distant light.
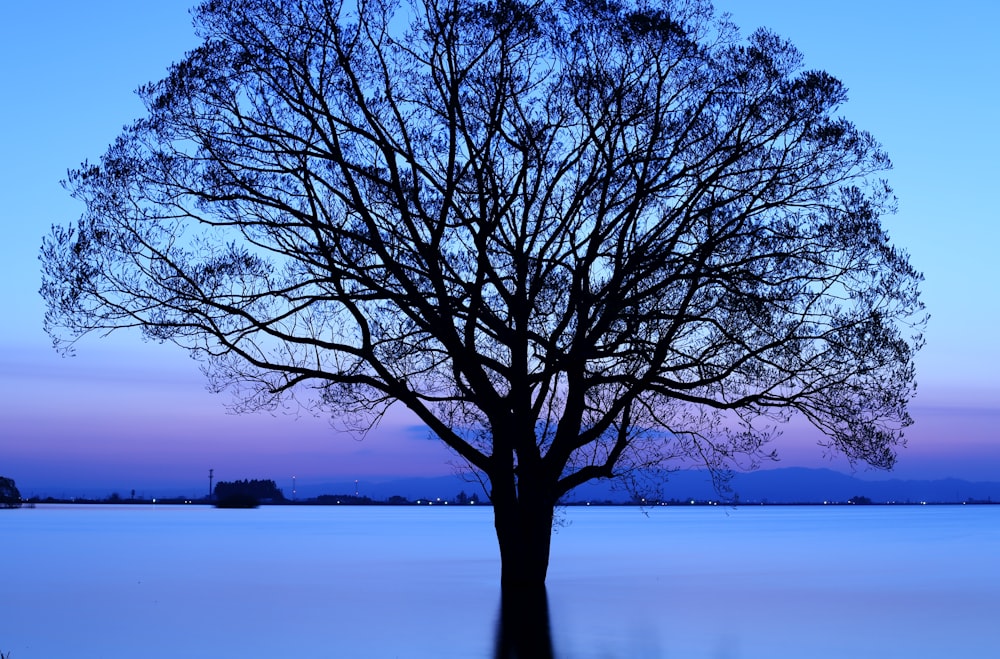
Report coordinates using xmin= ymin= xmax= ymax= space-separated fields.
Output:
xmin=152 ymin=499 xmax=157 ymax=504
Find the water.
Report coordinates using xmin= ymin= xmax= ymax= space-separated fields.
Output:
xmin=2 ymin=504 xmax=998 ymax=658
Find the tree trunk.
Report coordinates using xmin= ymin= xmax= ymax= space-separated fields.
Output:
xmin=492 ymin=486 xmax=556 ymax=589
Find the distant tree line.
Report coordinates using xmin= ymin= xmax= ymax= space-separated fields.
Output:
xmin=214 ymin=479 xmax=285 ymax=504
xmin=0 ymin=476 xmax=22 ymax=509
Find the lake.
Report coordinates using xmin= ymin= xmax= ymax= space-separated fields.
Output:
xmin=2 ymin=504 xmax=998 ymax=658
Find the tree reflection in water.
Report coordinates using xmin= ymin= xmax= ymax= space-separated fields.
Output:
xmin=493 ymin=585 xmax=555 ymax=659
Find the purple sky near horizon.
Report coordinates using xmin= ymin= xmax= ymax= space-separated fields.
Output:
xmin=2 ymin=1 xmax=999 ymax=497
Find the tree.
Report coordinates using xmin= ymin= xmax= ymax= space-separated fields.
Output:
xmin=41 ymin=0 xmax=924 ymax=592
xmin=0 ymin=477 xmax=22 ymax=509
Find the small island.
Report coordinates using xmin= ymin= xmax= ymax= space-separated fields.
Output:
xmin=213 ymin=478 xmax=285 ymax=508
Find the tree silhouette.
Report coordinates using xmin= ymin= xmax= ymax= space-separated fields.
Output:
xmin=41 ymin=0 xmax=924 ymax=589
xmin=0 ymin=477 xmax=22 ymax=509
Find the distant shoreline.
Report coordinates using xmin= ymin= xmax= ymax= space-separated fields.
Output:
xmin=15 ymin=496 xmax=999 ymax=507
xmin=16 ymin=467 xmax=1000 ymax=508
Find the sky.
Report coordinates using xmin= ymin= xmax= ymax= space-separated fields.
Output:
xmin=1 ymin=1 xmax=998 ymax=497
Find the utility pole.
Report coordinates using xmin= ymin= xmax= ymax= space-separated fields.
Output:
xmin=208 ymin=468 xmax=214 ymax=501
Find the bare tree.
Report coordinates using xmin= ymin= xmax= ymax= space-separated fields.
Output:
xmin=41 ymin=0 xmax=924 ymax=589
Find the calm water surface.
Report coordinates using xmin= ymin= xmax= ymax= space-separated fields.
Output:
xmin=2 ymin=504 xmax=998 ymax=658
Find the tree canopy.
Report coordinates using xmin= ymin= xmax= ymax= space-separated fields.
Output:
xmin=41 ymin=0 xmax=924 ymax=588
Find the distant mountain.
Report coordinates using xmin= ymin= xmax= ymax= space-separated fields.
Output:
xmin=564 ymin=468 xmax=1000 ymax=504
xmin=301 ymin=468 xmax=1000 ymax=504
xmin=695 ymin=468 xmax=1000 ymax=504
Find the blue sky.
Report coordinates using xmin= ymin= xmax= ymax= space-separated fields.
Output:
xmin=1 ymin=1 xmax=998 ymax=496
